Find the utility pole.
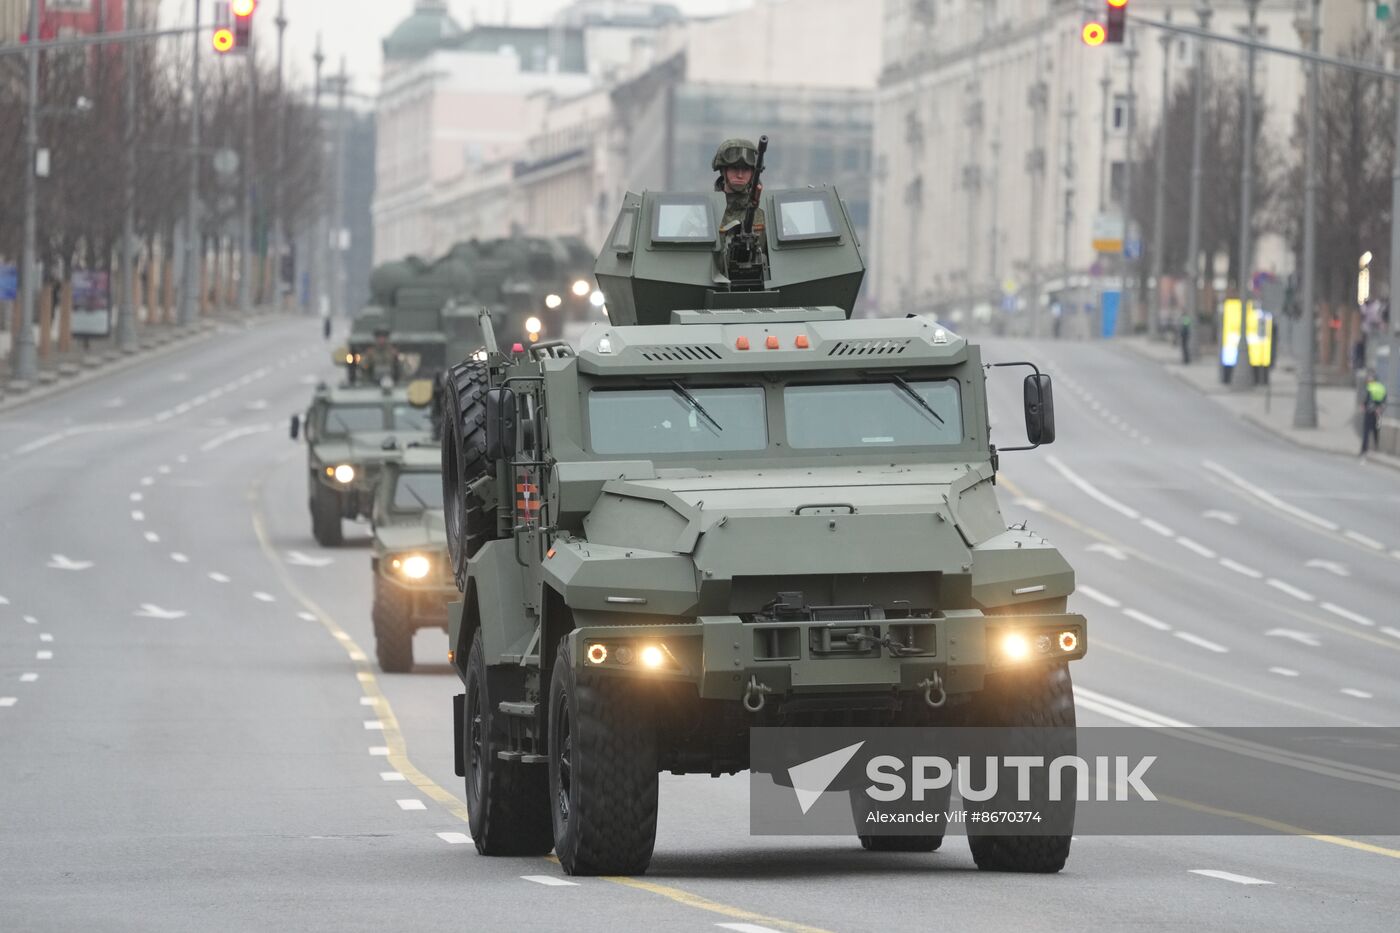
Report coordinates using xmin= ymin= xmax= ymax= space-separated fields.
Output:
xmin=1061 ymin=94 xmax=1077 ymax=283
xmin=1390 ymin=22 xmax=1400 ymax=341
xmin=1098 ymin=64 xmax=1111 ymax=213
xmin=988 ymin=133 xmax=1001 ymax=297
xmin=1184 ymin=2 xmax=1212 ymax=341
xmin=10 ymin=0 xmax=41 ymax=385
xmin=1293 ymin=0 xmax=1321 ymax=428
xmin=311 ymin=35 xmax=325 ymax=318
xmin=1027 ymin=38 xmax=1048 ymax=338
xmin=1122 ymin=34 xmax=1138 ymax=334
xmin=117 ymin=0 xmax=138 ymax=353
xmin=273 ymin=0 xmax=287 ymax=311
xmin=1149 ymin=11 xmax=1172 ymax=339
xmin=178 ymin=0 xmax=202 ymax=326
xmin=332 ymin=56 xmax=348 ymax=320
xmin=1238 ymin=0 xmax=1259 ymax=311
xmin=238 ymin=47 xmax=256 ymax=313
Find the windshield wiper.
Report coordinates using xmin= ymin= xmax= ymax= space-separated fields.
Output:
xmin=669 ymin=381 xmax=723 ymax=433
xmin=890 ymin=375 xmax=945 ymax=426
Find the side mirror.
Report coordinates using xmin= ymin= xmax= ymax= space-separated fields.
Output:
xmin=1023 ymin=374 xmax=1056 ymax=446
xmin=289 ymin=414 xmax=301 ymax=440
xmin=486 ymin=388 xmax=517 ymax=460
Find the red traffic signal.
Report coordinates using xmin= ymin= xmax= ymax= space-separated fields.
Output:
xmin=1106 ymin=0 xmax=1128 ymax=44
xmin=1082 ymin=21 xmax=1107 ymax=47
xmin=233 ymin=0 xmax=255 ymax=50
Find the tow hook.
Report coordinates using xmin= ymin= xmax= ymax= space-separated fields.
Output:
xmin=918 ymin=672 xmax=947 ymax=709
xmin=742 ymin=676 xmax=772 ymax=713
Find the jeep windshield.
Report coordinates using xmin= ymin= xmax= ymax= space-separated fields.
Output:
xmin=323 ymin=405 xmax=387 ymax=435
xmin=588 ymin=386 xmax=767 ymax=454
xmin=784 ymin=379 xmax=963 ymax=448
xmin=392 ymin=471 xmax=444 ymax=511
xmin=392 ymin=405 xmax=433 ymax=432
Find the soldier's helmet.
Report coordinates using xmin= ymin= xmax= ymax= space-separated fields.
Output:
xmin=712 ymin=138 xmax=758 ymax=171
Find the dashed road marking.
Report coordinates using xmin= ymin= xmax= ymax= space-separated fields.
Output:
xmin=36 ymin=651 xmax=52 ymax=660
xmin=368 ymin=746 xmax=390 ymax=756
xmin=1321 ymin=603 xmax=1374 ymax=627
xmin=130 ymin=511 xmax=145 ymax=522
xmin=1076 ymin=585 xmax=1121 ymax=608
xmin=1202 ymin=460 xmax=1340 ymax=532
xmin=1189 ymin=869 xmax=1273 ymax=886
xmin=39 ymin=633 xmax=53 ymax=642
xmin=1202 ymin=510 xmax=1240 ymax=526
xmin=140 ymin=476 xmax=154 ymax=486
xmin=297 ymin=611 xmax=317 ymax=622
xmin=0 ymin=698 xmax=16 ymax=708
xmin=1218 ymin=558 xmax=1263 ymax=579
xmin=396 ymin=799 xmax=426 ymax=811
xmin=348 ymin=650 xmax=367 ymax=662
xmin=1140 ymin=518 xmax=1174 ymax=537
xmin=134 ymin=604 xmax=187 ymax=620
xmin=1268 ymin=667 xmax=1300 ymax=677
xmin=1175 ymin=537 xmax=1217 ymax=559
xmin=20 ymin=673 xmax=39 ymax=683
xmin=47 ymin=554 xmax=93 ymax=571
xmin=1265 ymin=629 xmax=1322 ymax=648
xmin=1266 ymin=579 xmax=1314 ymax=603
xmin=157 ymin=465 xmax=171 ymax=475
xmin=23 ymin=615 xmax=37 ymax=625
xmin=1086 ymin=543 xmax=1127 ymax=561
xmin=1123 ymin=608 xmax=1171 ymax=631
xmin=1383 ymin=627 xmax=1400 ymax=641
xmin=208 ymin=572 xmax=231 ymax=583
xmin=1174 ymin=632 xmax=1229 ymax=654
xmin=129 ymin=492 xmax=143 ymax=502
xmin=359 ymin=696 xmax=378 ymax=706
xmin=170 ymin=553 xmax=189 ymax=564
xmin=252 ymin=591 xmax=276 ymax=603
xmin=363 ymin=720 xmax=385 ymax=730
xmin=1304 ymin=559 xmax=1350 ymax=578
xmin=144 ymin=532 xmax=160 ymax=543
xmin=1340 ymin=688 xmax=1374 ymax=699
xmin=1345 ymin=530 xmax=1384 ymax=550
xmin=437 ymin=832 xmax=472 ymax=845
xmin=521 ymin=875 xmax=579 ymax=887
xmin=1046 ymin=456 xmax=1141 ymax=520
xmin=380 ymin=772 xmax=407 ymax=782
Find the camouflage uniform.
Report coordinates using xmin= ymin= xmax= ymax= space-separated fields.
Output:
xmin=713 ymin=138 xmax=766 ymax=234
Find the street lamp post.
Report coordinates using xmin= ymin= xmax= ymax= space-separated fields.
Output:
xmin=1293 ymin=0 xmax=1321 ymax=429
xmin=10 ymin=0 xmax=42 ymax=385
xmin=1184 ymin=2 xmax=1212 ymax=345
xmin=1122 ymin=34 xmax=1138 ymax=333
xmin=1149 ymin=10 xmax=1172 ymax=340
xmin=178 ymin=0 xmax=202 ymax=326
xmin=117 ymin=0 xmax=138 ymax=353
xmin=1237 ymin=0 xmax=1260 ymax=378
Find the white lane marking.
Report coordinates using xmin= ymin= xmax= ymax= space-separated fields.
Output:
xmin=1341 ymin=688 xmax=1374 ymax=699
xmin=333 ymin=632 xmax=351 ymax=642
xmin=208 ymin=572 xmax=231 ymax=583
xmin=1046 ymin=455 xmax=1141 ymax=520
xmin=252 ymin=592 xmax=276 ymax=603
xmin=1392 ymin=550 xmax=1400 ymax=562
xmin=129 ymin=492 xmax=143 ymax=502
xmin=1123 ymin=608 xmax=1172 ymax=631
xmin=1218 ymin=558 xmax=1263 ymax=579
xmin=1382 ymin=627 xmax=1400 ymax=641
xmin=20 ymin=673 xmax=39 ymax=683
xmin=396 ymin=799 xmax=426 ymax=811
xmin=297 ymin=611 xmax=317 ymax=622
xmin=1189 ymin=869 xmax=1273 ymax=886
xmin=1320 ymin=602 xmax=1375 ymax=627
xmin=130 ymin=511 xmax=145 ymax=522
xmin=1265 ymin=629 xmax=1322 ymax=648
xmin=1201 ymin=510 xmax=1240 ymax=526
xmin=717 ymin=925 xmax=784 ymax=933
xmin=177 ymin=455 xmax=188 ymax=464
xmin=1013 ymin=496 xmax=1046 ymax=512
xmin=380 ymin=772 xmax=406 ymax=782
xmin=0 ymin=595 xmax=7 ymax=604
xmin=47 ymin=554 xmax=94 ymax=571
xmin=1304 ymin=558 xmax=1350 ymax=578
xmin=1202 ymin=460 xmax=1340 ymax=532
xmin=1174 ymin=632 xmax=1229 ymax=653
xmin=348 ymin=650 xmax=367 ymax=662
xmin=36 ymin=651 xmax=53 ymax=660
xmin=1086 ymin=543 xmax=1128 ymax=561
xmin=363 ymin=721 xmax=385 ymax=730
xmin=1266 ymin=579 xmax=1315 ymax=603
xmin=286 ymin=551 xmax=334 ymax=568
xmin=359 ymin=697 xmax=379 ymax=706
xmin=1344 ymin=530 xmax=1384 ymax=550
xmin=144 ymin=532 xmax=160 ymax=543
xmin=23 ymin=615 xmax=37 ymax=624
xmin=1175 ymin=537 xmax=1217 ymax=559
xmin=157 ymin=465 xmax=171 ymax=475
xmin=369 ymin=746 xmax=390 ymax=756
xmin=1140 ymin=518 xmax=1174 ymax=537
xmin=0 ymin=697 xmax=17 ymax=707
xmin=140 ymin=476 xmax=154 ymax=486
xmin=1076 ymin=585 xmax=1121 ymax=608
xmin=134 ymin=604 xmax=187 ymax=620
xmin=521 ymin=875 xmax=579 ymax=887
xmin=170 ymin=553 xmax=189 ymax=564
xmin=199 ymin=423 xmax=274 ymax=452
xmin=1268 ymin=667 xmax=1300 ymax=677
xmin=437 ymin=831 xmax=472 ymax=845
xmin=39 ymin=633 xmax=53 ymax=642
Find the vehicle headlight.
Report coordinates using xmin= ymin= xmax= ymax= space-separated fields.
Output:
xmin=333 ymin=464 xmax=355 ymax=484
xmin=545 ymin=293 xmax=562 ymax=309
xmin=525 ymin=316 xmax=542 ymax=335
xmin=571 ymin=279 xmax=590 ymax=297
xmin=392 ymin=554 xmax=431 ymax=580
xmin=589 ymin=289 xmax=606 ymax=307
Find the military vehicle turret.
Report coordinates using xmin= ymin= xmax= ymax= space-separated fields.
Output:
xmin=438 ymin=182 xmax=1084 ymax=876
xmin=369 ymin=444 xmax=455 ymax=672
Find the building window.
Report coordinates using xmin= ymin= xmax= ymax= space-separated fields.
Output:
xmin=1111 ymin=94 xmax=1128 ymax=132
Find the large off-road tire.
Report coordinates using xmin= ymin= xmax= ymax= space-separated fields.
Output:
xmin=310 ymin=482 xmax=343 ymax=547
xmin=963 ymin=663 xmax=1076 ymax=873
xmin=856 ymin=696 xmax=950 ymax=853
xmin=548 ymin=638 xmax=659 ymax=875
xmin=440 ymin=362 xmax=496 ymax=589
xmin=463 ymin=631 xmax=553 ymax=855
xmin=371 ymin=578 xmax=413 ymax=674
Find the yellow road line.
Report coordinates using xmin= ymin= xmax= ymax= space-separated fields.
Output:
xmin=248 ymin=462 xmax=836 ymax=933
xmin=1158 ymin=794 xmax=1400 ymax=860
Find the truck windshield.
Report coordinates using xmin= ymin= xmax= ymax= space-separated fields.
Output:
xmin=392 ymin=472 xmax=443 ymax=511
xmin=588 ymin=386 xmax=767 ymax=454
xmin=784 ymin=380 xmax=963 ymax=449
xmin=392 ymin=405 xmax=432 ymax=432
xmin=323 ymin=406 xmax=386 ymax=435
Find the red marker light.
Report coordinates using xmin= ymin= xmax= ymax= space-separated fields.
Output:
xmin=795 ymin=335 xmax=810 ymax=349
xmin=212 ymin=28 xmax=235 ymax=52
xmin=511 ymin=342 xmax=525 ymax=353
xmin=765 ymin=335 xmax=780 ymax=349
xmin=1081 ymin=22 xmax=1106 ymax=46
xmin=735 ymin=336 xmax=750 ymax=350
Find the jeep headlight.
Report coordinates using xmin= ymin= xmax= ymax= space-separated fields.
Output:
xmin=392 ymin=554 xmax=431 ymax=580
xmin=333 ymin=464 xmax=355 ymax=484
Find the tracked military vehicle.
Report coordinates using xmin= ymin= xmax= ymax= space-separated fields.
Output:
xmin=291 ymin=380 xmax=435 ymax=546
xmin=439 ymin=182 xmax=1085 ymax=876
xmin=369 ymin=444 xmax=455 ymax=672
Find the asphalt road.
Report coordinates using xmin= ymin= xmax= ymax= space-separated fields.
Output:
xmin=2 ymin=318 xmax=1397 ymax=932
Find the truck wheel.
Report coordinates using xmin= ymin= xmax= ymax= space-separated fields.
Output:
xmin=856 ymin=698 xmax=950 ymax=852
xmin=441 ymin=362 xmax=497 ymax=589
xmin=310 ymin=483 xmax=343 ymax=547
xmin=463 ymin=631 xmax=553 ymax=856
xmin=548 ymin=638 xmax=658 ymax=875
xmin=372 ymin=579 xmax=413 ymax=673
xmin=963 ymin=663 xmax=1076 ymax=873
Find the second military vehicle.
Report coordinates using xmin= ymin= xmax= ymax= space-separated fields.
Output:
xmin=439 ymin=180 xmax=1084 ymax=876
xmin=370 ymin=444 xmax=456 ymax=672
xmin=291 ymin=380 xmax=435 ymax=546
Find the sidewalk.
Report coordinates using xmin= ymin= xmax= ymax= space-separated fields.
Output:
xmin=1120 ymin=336 xmax=1400 ymax=471
xmin=0 ymin=307 xmax=290 ymax=414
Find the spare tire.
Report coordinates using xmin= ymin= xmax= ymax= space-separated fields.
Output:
xmin=441 ymin=361 xmax=496 ymax=590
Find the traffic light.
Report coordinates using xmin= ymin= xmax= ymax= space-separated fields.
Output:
xmin=1081 ymin=20 xmax=1107 ymax=47
xmin=233 ymin=0 xmax=256 ymax=51
xmin=1106 ymin=0 xmax=1128 ymax=44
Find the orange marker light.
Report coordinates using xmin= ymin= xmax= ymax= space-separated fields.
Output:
xmin=735 ymin=336 xmax=750 ymax=350
xmin=795 ymin=335 xmax=810 ymax=349
xmin=1081 ymin=22 xmax=1106 ymax=46
xmin=546 ymin=548 xmax=556 ymax=559
xmin=765 ymin=335 xmax=780 ymax=349
xmin=586 ymin=643 xmax=608 ymax=665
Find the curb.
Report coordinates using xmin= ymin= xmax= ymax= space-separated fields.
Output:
xmin=0 ymin=310 xmax=293 ymax=415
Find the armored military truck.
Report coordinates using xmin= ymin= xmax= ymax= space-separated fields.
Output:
xmin=291 ymin=380 xmax=435 ymax=546
xmin=439 ymin=184 xmax=1085 ymax=876
xmin=370 ymin=444 xmax=456 ymax=672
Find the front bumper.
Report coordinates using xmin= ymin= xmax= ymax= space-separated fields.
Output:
xmin=567 ymin=611 xmax=1087 ymax=701
xmin=377 ymin=573 xmax=456 ymax=629
xmin=313 ymin=471 xmax=378 ymax=517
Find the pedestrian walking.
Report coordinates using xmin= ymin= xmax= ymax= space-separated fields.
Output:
xmin=1360 ymin=368 xmax=1388 ymax=458
xmin=1180 ymin=312 xmax=1192 ymax=365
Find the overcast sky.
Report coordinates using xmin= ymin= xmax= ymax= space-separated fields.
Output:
xmin=160 ymin=0 xmax=752 ymax=96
